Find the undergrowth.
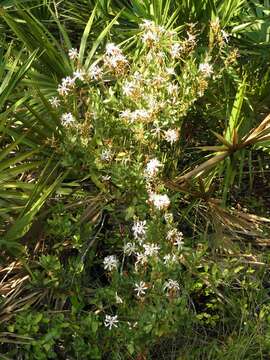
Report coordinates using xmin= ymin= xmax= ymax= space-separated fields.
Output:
xmin=1 ymin=1 xmax=270 ymax=359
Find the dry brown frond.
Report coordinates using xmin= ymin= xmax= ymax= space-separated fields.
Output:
xmin=170 ymin=113 xmax=270 ymax=187
xmin=0 ymin=262 xmax=43 ymax=323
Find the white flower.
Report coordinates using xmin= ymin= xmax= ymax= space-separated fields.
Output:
xmin=101 ymin=175 xmax=111 ymax=181
xmin=68 ymin=48 xmax=78 ymax=60
xmin=142 ymin=30 xmax=160 ymax=45
xmin=170 ymin=43 xmax=182 ymax=58
xmin=104 ymin=315 xmax=119 ymax=330
xmin=157 ymin=25 xmax=166 ymax=34
xmin=57 ymin=84 xmax=69 ymax=96
xmin=73 ymin=69 xmax=85 ymax=81
xmin=173 ymin=237 xmax=184 ymax=249
xmin=135 ymin=252 xmax=148 ymax=268
xmin=132 ymin=220 xmax=147 ymax=241
xmin=152 ymin=75 xmax=165 ymax=86
xmin=103 ymin=255 xmax=118 ymax=271
xmin=119 ymin=109 xmax=132 ymax=120
xmin=49 ymin=97 xmax=60 ymax=108
xmin=133 ymin=71 xmax=143 ymax=81
xmin=163 ymin=254 xmax=171 ymax=265
xmin=156 ymin=51 xmax=165 ymax=60
xmin=57 ymin=76 xmax=75 ymax=96
xmin=149 ymin=193 xmax=170 ymax=210
xmin=61 ymin=113 xmax=75 ymax=126
xmin=163 ymin=254 xmax=178 ymax=265
xmin=163 ymin=279 xmax=180 ymax=293
xmin=187 ymin=32 xmax=196 ymax=43
xmin=89 ymin=64 xmax=102 ymax=80
xmin=130 ymin=109 xmax=151 ymax=122
xmin=164 ymin=129 xmax=179 ymax=144
xmin=100 ymin=149 xmax=112 ymax=162
xmin=151 ymin=123 xmax=162 ymax=136
xmin=123 ymin=81 xmax=137 ymax=97
xmin=145 ymin=158 xmax=162 ymax=177
xmin=104 ymin=52 xmax=129 ymax=72
xmin=167 ymin=228 xmax=184 ymax=249
xmin=199 ymin=63 xmax=213 ymax=78
xmin=123 ymin=242 xmax=137 ymax=256
xmin=115 ymin=292 xmax=123 ymax=304
xmin=105 ymin=43 xmax=122 ymax=56
xmin=139 ymin=19 xmax=154 ymax=30
xmin=134 ymin=109 xmax=149 ymax=121
xmin=134 ymin=281 xmax=148 ymax=297
xmin=143 ymin=243 xmax=160 ymax=257
xmin=164 ymin=212 xmax=174 ymax=224
xmin=166 ymin=228 xmax=182 ymax=241
xmin=166 ymin=67 xmax=175 ymax=76
xmin=62 ymin=76 xmax=75 ymax=87
xmin=167 ymin=83 xmax=178 ymax=95
xmin=147 ymin=97 xmax=159 ymax=110
xmin=109 ymin=54 xmax=128 ymax=66
xmin=221 ymin=29 xmax=229 ymax=43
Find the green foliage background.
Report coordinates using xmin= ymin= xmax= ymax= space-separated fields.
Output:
xmin=1 ymin=1 xmax=270 ymax=359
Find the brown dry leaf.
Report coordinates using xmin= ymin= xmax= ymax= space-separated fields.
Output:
xmin=174 ymin=152 xmax=228 ymax=184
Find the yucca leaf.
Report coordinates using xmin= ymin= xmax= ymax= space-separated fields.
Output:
xmin=211 ymin=131 xmax=232 ymax=148
xmin=0 ymin=150 xmax=38 ymax=173
xmin=0 ymin=48 xmax=37 ymax=110
xmin=198 ymin=145 xmax=228 ymax=152
xmin=2 ymin=8 xmax=70 ymax=77
xmin=225 ymin=78 xmax=246 ymax=142
xmin=4 ymin=165 xmax=67 ymax=242
xmin=79 ymin=5 xmax=97 ymax=63
xmin=47 ymin=5 xmax=72 ymax=51
xmin=0 ymin=162 xmax=42 ymax=184
xmin=85 ymin=11 xmax=122 ymax=68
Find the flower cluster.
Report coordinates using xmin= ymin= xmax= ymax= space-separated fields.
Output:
xmin=199 ymin=62 xmax=213 ymax=78
xmin=163 ymin=279 xmax=180 ymax=295
xmin=164 ymin=128 xmax=179 ymax=144
xmin=143 ymin=243 xmax=160 ymax=256
xmin=104 ymin=43 xmax=129 ymax=75
xmin=123 ymin=242 xmax=137 ymax=256
xmin=57 ymin=76 xmax=75 ymax=96
xmin=89 ymin=64 xmax=102 ymax=80
xmin=132 ymin=220 xmax=147 ymax=242
xmin=120 ymin=108 xmax=153 ymax=123
xmin=68 ymin=48 xmax=78 ymax=60
xmin=134 ymin=281 xmax=148 ymax=297
xmin=167 ymin=228 xmax=184 ymax=249
xmin=145 ymin=158 xmax=163 ymax=177
xmin=140 ymin=20 xmax=166 ymax=47
xmin=61 ymin=112 xmax=75 ymax=127
xmin=56 ymin=69 xmax=87 ymax=97
xmin=49 ymin=96 xmax=60 ymax=108
xmin=149 ymin=193 xmax=171 ymax=211
xmin=104 ymin=314 xmax=118 ymax=330
xmin=169 ymin=28 xmax=197 ymax=58
xmin=103 ymin=255 xmax=118 ymax=272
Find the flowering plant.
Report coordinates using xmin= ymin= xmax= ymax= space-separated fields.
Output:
xmin=3 ymin=7 xmax=270 ymax=359
xmin=42 ymin=19 xmax=241 ymax=357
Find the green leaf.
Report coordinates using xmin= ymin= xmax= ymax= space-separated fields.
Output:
xmin=85 ymin=11 xmax=122 ymax=69
xmin=4 ymin=163 xmax=67 ymax=241
xmin=79 ymin=5 xmax=97 ymax=63
xmin=225 ymin=78 xmax=246 ymax=142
